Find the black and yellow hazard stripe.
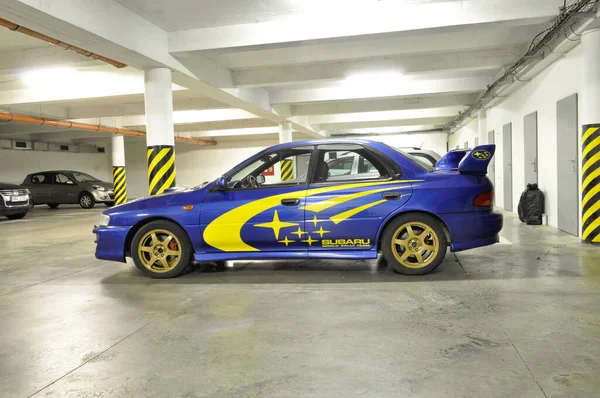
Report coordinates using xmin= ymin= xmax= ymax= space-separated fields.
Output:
xmin=112 ymin=166 xmax=127 ymax=205
xmin=281 ymin=159 xmax=293 ymax=181
xmin=582 ymin=124 xmax=600 ymax=243
xmin=147 ymin=145 xmax=176 ymax=195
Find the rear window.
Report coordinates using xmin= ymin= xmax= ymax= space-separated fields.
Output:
xmin=388 ymin=147 xmax=435 ymax=171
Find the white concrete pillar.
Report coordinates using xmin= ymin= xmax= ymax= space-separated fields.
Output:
xmin=477 ymin=109 xmax=486 ymax=145
xmin=144 ymin=68 xmax=176 ymax=195
xmin=111 ymin=134 xmax=127 ymax=204
xmin=582 ymin=28 xmax=600 ymax=126
xmin=279 ymin=122 xmax=292 ymax=143
xmin=581 ymin=28 xmax=600 ymax=243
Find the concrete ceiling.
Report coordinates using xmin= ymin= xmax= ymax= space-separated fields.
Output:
xmin=0 ymin=0 xmax=568 ymax=145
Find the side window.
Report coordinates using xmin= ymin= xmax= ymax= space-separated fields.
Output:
xmin=315 ymin=145 xmax=390 ymax=183
xmin=31 ymin=174 xmax=47 ymax=184
xmin=327 ymin=156 xmax=354 ymax=176
xmin=226 ymin=147 xmax=313 ymax=189
xmin=55 ymin=174 xmax=72 ymax=184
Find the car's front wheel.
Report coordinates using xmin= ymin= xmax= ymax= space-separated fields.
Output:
xmin=79 ymin=193 xmax=95 ymax=209
xmin=131 ymin=220 xmax=193 ymax=278
xmin=382 ymin=213 xmax=447 ymax=275
xmin=6 ymin=212 xmax=27 ymax=220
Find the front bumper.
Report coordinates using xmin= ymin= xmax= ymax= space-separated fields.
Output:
xmin=438 ymin=211 xmax=503 ymax=252
xmin=92 ymin=190 xmax=115 ymax=203
xmin=93 ymin=225 xmax=131 ymax=262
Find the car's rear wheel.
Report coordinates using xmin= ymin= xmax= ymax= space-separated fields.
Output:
xmin=131 ymin=220 xmax=193 ymax=278
xmin=6 ymin=212 xmax=27 ymax=220
xmin=48 ymin=204 xmax=59 ymax=209
xmin=382 ymin=213 xmax=447 ymax=275
xmin=79 ymin=193 xmax=95 ymax=209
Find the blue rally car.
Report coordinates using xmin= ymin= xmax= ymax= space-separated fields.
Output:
xmin=93 ymin=139 xmax=502 ymax=278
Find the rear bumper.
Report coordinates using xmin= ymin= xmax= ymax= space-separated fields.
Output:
xmin=93 ymin=225 xmax=131 ymax=262
xmin=438 ymin=211 xmax=503 ymax=252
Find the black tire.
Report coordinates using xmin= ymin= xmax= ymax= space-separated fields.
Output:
xmin=131 ymin=220 xmax=193 ymax=279
xmin=79 ymin=193 xmax=95 ymax=209
xmin=6 ymin=212 xmax=27 ymax=220
xmin=381 ymin=213 xmax=447 ymax=275
xmin=105 ymin=202 xmax=115 ymax=207
xmin=48 ymin=204 xmax=59 ymax=209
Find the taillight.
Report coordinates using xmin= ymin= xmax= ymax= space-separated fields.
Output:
xmin=473 ymin=190 xmax=494 ymax=207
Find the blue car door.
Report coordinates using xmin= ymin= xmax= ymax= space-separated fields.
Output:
xmin=302 ymin=144 xmax=413 ymax=252
xmin=201 ymin=146 xmax=314 ymax=254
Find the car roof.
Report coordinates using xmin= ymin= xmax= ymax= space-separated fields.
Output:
xmin=28 ymin=170 xmax=79 ymax=175
xmin=266 ymin=138 xmax=384 ymax=151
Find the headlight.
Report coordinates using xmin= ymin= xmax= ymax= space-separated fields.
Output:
xmin=25 ymin=188 xmax=31 ymax=194
xmin=93 ymin=185 xmax=107 ymax=192
xmin=97 ymin=214 xmax=110 ymax=226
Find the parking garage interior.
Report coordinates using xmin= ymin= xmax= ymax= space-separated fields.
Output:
xmin=0 ymin=1 xmax=599 ymax=397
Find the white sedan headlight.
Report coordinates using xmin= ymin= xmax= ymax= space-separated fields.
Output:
xmin=97 ymin=214 xmax=110 ymax=226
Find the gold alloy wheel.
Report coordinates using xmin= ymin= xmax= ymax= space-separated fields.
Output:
xmin=137 ymin=229 xmax=182 ymax=273
xmin=391 ymin=221 xmax=439 ymax=269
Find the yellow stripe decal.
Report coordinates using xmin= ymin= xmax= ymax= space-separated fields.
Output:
xmin=303 ymin=185 xmax=411 ymax=213
xmin=203 ymin=180 xmax=420 ymax=252
xmin=583 ymin=127 xmax=599 ymax=143
xmin=330 ymin=199 xmax=388 ymax=225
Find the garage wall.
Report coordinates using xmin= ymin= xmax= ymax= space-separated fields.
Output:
xmin=0 ymin=149 xmax=111 ymax=185
xmin=122 ymin=132 xmax=448 ymax=198
xmin=449 ymin=45 xmax=584 ymax=230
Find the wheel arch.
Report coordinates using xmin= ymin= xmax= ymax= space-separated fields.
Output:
xmin=376 ymin=210 xmax=451 ymax=251
xmin=124 ymin=216 xmax=194 ymax=257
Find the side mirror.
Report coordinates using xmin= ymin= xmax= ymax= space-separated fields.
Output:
xmin=256 ymin=174 xmax=266 ymax=184
xmin=217 ymin=175 xmax=227 ymax=190
xmin=66 ymin=180 xmax=76 ymax=185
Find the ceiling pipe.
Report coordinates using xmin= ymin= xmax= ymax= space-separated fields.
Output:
xmin=0 ymin=112 xmax=217 ymax=146
xmin=448 ymin=0 xmax=599 ymax=133
xmin=0 ymin=17 xmax=127 ymax=69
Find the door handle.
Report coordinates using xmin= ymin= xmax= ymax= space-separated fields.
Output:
xmin=281 ymin=198 xmax=300 ymax=206
xmin=383 ymin=192 xmax=401 ymax=200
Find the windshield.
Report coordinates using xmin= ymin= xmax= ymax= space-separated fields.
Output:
xmin=71 ymin=172 xmax=101 ymax=182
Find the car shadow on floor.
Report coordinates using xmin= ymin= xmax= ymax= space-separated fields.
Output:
xmin=100 ymin=253 xmax=470 ymax=286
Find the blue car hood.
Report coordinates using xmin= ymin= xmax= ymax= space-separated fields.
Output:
xmin=104 ymin=184 xmax=211 ymax=215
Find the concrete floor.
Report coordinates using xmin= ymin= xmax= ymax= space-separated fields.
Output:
xmin=0 ymin=206 xmax=598 ymax=398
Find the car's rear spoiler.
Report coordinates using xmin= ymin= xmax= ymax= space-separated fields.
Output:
xmin=435 ymin=145 xmax=496 ymax=175
xmin=435 ymin=149 xmax=469 ymax=171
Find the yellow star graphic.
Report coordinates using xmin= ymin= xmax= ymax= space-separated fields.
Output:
xmin=302 ymin=236 xmax=319 ymax=246
xmin=310 ymin=215 xmax=319 ymax=227
xmin=313 ymin=226 xmax=330 ymax=238
xmin=291 ymin=227 xmax=307 ymax=238
xmin=278 ymin=236 xmax=295 ymax=246
xmin=255 ymin=210 xmax=299 ymax=239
